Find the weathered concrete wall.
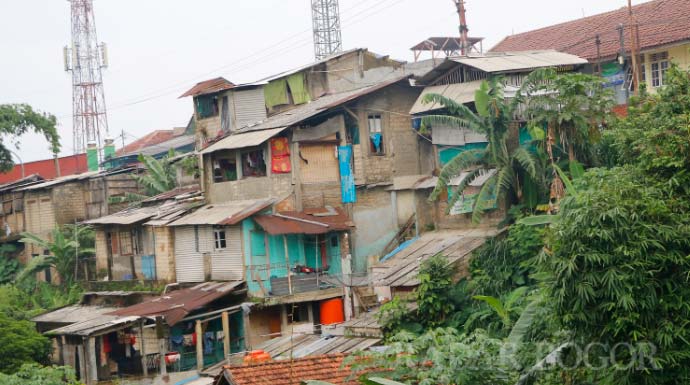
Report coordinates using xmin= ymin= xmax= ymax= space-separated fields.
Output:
xmin=153 ymin=226 xmax=176 ymax=283
xmin=352 ymin=187 xmax=397 ymax=273
xmin=207 ymin=173 xmax=293 ymax=204
xmin=95 ymin=228 xmax=108 ymax=278
xmin=301 ymin=182 xmax=342 ymax=209
xmin=351 ymin=84 xmax=424 ymax=185
xmin=246 ymin=305 xmax=282 ymax=347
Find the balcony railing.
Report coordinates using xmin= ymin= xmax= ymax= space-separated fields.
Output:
xmin=246 ymin=263 xmax=367 ymax=297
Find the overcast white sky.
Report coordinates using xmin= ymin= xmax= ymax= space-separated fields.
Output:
xmin=1 ymin=0 xmax=647 ymax=163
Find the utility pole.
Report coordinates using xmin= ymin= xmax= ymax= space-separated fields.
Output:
xmin=595 ymin=34 xmax=602 ymax=75
xmin=453 ymin=0 xmax=469 ymax=55
xmin=64 ymin=0 xmax=111 ymax=171
xmin=627 ymin=0 xmax=640 ymax=95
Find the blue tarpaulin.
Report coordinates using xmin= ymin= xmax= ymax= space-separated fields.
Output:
xmin=338 ymin=145 xmax=356 ymax=203
xmin=380 ymin=237 xmax=419 ymax=262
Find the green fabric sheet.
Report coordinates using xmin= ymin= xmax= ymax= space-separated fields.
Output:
xmin=287 ymin=72 xmax=311 ymax=105
xmin=264 ymin=79 xmax=289 ymax=109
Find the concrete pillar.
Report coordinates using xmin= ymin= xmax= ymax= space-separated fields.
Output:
xmin=222 ymin=312 xmax=231 ymax=360
xmin=87 ymin=337 xmax=98 ymax=384
xmin=156 ymin=317 xmax=168 ymax=383
xmin=139 ymin=321 xmax=148 ymax=377
xmin=195 ymin=320 xmax=204 ymax=371
xmin=86 ymin=142 xmax=99 ymax=172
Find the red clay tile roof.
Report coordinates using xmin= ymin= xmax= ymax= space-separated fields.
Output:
xmin=217 ymin=354 xmax=361 ymax=385
xmin=118 ymin=130 xmax=174 ymax=156
xmin=180 ymin=77 xmax=236 ymax=98
xmin=491 ymin=0 xmax=690 ymax=61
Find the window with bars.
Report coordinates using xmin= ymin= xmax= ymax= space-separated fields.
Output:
xmin=119 ymin=231 xmax=134 ymax=256
xmin=214 ymin=228 xmax=227 ymax=250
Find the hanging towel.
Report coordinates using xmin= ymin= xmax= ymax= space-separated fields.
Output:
xmin=204 ymin=332 xmax=215 ymax=355
xmin=370 ymin=133 xmax=382 ymax=152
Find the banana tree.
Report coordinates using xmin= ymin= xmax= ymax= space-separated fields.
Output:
xmin=422 ymin=77 xmax=540 ymax=223
xmin=19 ymin=225 xmax=95 ymax=285
xmin=110 ymin=149 xmax=181 ymax=203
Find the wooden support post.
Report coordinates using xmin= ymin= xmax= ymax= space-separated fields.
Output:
xmin=243 ymin=310 xmax=252 ymax=350
xmin=87 ymin=337 xmax=98 ymax=384
xmin=156 ymin=317 xmax=169 ymax=383
xmin=195 ymin=320 xmax=204 ymax=372
xmin=60 ymin=336 xmax=69 ymax=366
xmin=283 ymin=235 xmax=292 ymax=295
xmin=139 ymin=320 xmax=148 ymax=377
xmin=222 ymin=311 xmax=231 ymax=360
xmin=77 ymin=341 xmax=87 ymax=383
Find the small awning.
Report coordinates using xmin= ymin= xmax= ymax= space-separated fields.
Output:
xmin=47 ymin=315 xmax=141 ymax=337
xmin=168 ymin=198 xmax=273 ymax=226
xmin=109 ymin=281 xmax=244 ymax=326
xmin=410 ymin=81 xmax=482 ymax=115
xmin=200 ymin=127 xmax=287 ymax=155
xmin=254 ymin=207 xmax=354 ymax=235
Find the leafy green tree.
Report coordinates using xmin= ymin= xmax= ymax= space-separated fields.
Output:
xmin=0 ymin=363 xmax=78 ymax=385
xmin=0 ymin=104 xmax=60 ymax=172
xmin=352 ymin=328 xmax=515 ymax=385
xmin=517 ymin=69 xmax=614 ymax=164
xmin=0 ymin=244 xmax=21 ymax=284
xmin=19 ymin=224 xmax=95 ymax=285
xmin=0 ymin=313 xmax=51 ymax=373
xmin=111 ymin=149 xmax=184 ymax=203
xmin=422 ymin=78 xmax=540 ymax=223
xmin=537 ymin=166 xmax=690 ymax=384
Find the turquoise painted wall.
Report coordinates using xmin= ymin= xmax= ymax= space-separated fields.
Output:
xmin=242 ymin=217 xmax=343 ymax=296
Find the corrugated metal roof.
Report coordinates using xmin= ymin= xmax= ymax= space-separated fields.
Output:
xmin=180 ymin=77 xmax=236 ymax=98
xmin=47 ymin=315 xmax=141 ymax=337
xmin=86 ymin=188 xmax=202 ymax=225
xmin=17 ymin=167 xmax=138 ymax=192
xmin=254 ymin=207 xmax=354 ymax=235
xmin=451 ymin=50 xmax=587 ymax=73
xmin=109 ymin=281 xmax=244 ymax=326
xmin=373 ymin=229 xmax=500 ymax=287
xmin=257 ymin=48 xmax=362 ymax=83
xmin=409 ymin=81 xmax=482 ymax=115
xmin=410 ymin=36 xmax=484 ymax=51
xmin=251 ymin=334 xmax=380 ymax=360
xmin=32 ymin=305 xmax=119 ymax=325
xmin=0 ymin=174 xmax=44 ymax=193
xmin=199 ymin=127 xmax=287 ymax=155
xmin=119 ymin=134 xmax=195 ymax=158
xmin=168 ymin=198 xmax=274 ymax=226
xmin=386 ymin=175 xmax=434 ymax=191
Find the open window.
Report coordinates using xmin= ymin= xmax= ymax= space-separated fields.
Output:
xmin=196 ymin=95 xmax=219 ymax=119
xmin=213 ymin=155 xmax=238 ymax=183
xmin=368 ymin=114 xmax=384 ymax=155
xmin=214 ymin=227 xmax=227 ymax=250
xmin=241 ymin=148 xmax=267 ymax=178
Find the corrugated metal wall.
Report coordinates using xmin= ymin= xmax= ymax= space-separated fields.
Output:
xmin=174 ymin=226 xmax=205 ymax=283
xmin=233 ymin=88 xmax=267 ymax=130
xmin=211 ymin=226 xmax=243 ymax=281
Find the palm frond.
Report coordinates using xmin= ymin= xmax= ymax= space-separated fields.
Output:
xmin=429 ymin=149 xmax=488 ymax=201
xmin=471 ymin=174 xmax=499 ymax=224
xmin=446 ymin=168 xmax=485 ymax=212
xmin=511 ymin=147 xmax=539 ymax=180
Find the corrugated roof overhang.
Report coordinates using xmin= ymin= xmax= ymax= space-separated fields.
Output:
xmin=168 ymin=198 xmax=274 ymax=226
xmin=254 ymin=208 xmax=354 ymax=235
xmin=409 ymin=81 xmax=482 ymax=115
xmin=199 ymin=127 xmax=287 ymax=155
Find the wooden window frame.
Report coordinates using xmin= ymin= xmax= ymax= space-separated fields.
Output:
xmin=214 ymin=228 xmax=227 ymax=250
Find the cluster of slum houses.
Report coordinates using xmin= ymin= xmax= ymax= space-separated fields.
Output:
xmin=4 ymin=0 xmax=690 ymax=383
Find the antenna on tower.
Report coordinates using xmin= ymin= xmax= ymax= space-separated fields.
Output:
xmin=64 ymin=0 xmax=110 ymax=171
xmin=311 ymin=0 xmax=343 ymax=60
xmin=453 ymin=0 xmax=469 ymax=55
